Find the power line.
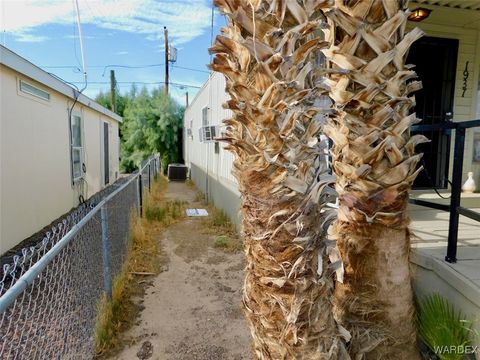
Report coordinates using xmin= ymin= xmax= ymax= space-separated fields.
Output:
xmin=66 ymin=80 xmax=202 ymax=89
xmin=101 ymin=64 xmax=164 ymax=76
xmin=172 ymin=65 xmax=209 ymax=73
xmin=39 ymin=63 xmax=209 ymax=74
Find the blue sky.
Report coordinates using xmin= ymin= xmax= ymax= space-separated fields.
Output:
xmin=0 ymin=0 xmax=226 ymax=105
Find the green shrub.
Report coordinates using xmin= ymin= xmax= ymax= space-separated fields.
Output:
xmin=214 ymin=236 xmax=230 ymax=249
xmin=417 ymin=293 xmax=475 ymax=360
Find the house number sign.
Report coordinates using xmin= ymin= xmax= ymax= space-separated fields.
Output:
xmin=462 ymin=61 xmax=469 ymax=97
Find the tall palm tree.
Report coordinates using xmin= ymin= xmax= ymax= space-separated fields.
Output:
xmin=320 ymin=0 xmax=424 ymax=358
xmin=210 ymin=0 xmax=349 ymax=358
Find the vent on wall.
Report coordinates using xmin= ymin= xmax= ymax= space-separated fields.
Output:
xmin=19 ymin=79 xmax=50 ymax=101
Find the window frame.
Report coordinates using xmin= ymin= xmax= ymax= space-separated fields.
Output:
xmin=202 ymin=106 xmax=209 ymax=126
xmin=70 ymin=112 xmax=85 ymax=182
xmin=18 ymin=79 xmax=50 ymax=101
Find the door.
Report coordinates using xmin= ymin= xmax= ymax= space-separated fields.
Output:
xmin=104 ymin=122 xmax=110 ymax=185
xmin=407 ymin=36 xmax=458 ymax=189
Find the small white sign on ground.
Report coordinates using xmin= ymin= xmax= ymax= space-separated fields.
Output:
xmin=186 ymin=208 xmax=209 ymax=217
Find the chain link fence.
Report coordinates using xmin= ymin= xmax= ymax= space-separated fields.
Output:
xmin=0 ymin=155 xmax=160 ymax=359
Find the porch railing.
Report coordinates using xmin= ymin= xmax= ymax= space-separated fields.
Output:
xmin=409 ymin=119 xmax=480 ymax=263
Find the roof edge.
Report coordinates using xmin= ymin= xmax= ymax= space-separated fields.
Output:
xmin=0 ymin=45 xmax=122 ymax=123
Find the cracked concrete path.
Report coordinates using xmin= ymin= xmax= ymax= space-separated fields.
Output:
xmin=110 ymin=181 xmax=251 ymax=360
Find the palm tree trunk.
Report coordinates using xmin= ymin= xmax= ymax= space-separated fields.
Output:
xmin=210 ymin=0 xmax=349 ymax=358
xmin=320 ymin=0 xmax=424 ymax=358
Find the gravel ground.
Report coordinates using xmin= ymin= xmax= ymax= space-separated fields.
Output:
xmin=109 ymin=181 xmax=251 ymax=360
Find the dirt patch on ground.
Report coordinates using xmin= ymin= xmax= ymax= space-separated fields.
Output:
xmin=108 ymin=181 xmax=251 ymax=360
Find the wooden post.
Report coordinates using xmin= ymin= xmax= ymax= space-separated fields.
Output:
xmin=110 ymin=70 xmax=116 ymax=113
xmin=164 ymin=26 xmax=169 ymax=95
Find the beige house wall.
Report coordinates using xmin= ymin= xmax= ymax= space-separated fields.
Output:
xmin=0 ymin=65 xmax=120 ymax=254
xmin=407 ymin=4 xmax=480 ymax=184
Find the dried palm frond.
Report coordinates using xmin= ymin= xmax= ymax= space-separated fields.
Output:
xmin=210 ymin=0 xmax=348 ymax=358
xmin=320 ymin=0 xmax=423 ymax=359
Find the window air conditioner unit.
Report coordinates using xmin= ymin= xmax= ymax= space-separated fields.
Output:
xmin=199 ymin=125 xmax=220 ymax=143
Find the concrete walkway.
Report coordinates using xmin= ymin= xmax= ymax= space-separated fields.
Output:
xmin=110 ymin=182 xmax=250 ymax=360
xmin=410 ymin=203 xmax=480 ymax=289
xmin=409 ymin=200 xmax=480 ymax=341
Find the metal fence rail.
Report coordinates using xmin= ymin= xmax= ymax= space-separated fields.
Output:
xmin=0 ymin=155 xmax=160 ymax=359
xmin=410 ymin=119 xmax=480 ymax=263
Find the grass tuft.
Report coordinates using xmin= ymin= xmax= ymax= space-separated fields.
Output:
xmin=145 ymin=206 xmax=166 ymax=222
xmin=145 ymin=200 xmax=186 ymax=225
xmin=194 ymin=191 xmax=205 ymax=203
xmin=214 ymin=235 xmax=229 ymax=248
xmin=202 ymin=206 xmax=243 ymax=253
xmin=211 ymin=209 xmax=231 ymax=227
xmin=213 ymin=235 xmax=243 ymax=252
xmin=417 ymin=293 xmax=477 ymax=360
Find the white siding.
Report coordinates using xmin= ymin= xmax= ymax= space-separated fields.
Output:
xmin=184 ymin=72 xmax=237 ymax=187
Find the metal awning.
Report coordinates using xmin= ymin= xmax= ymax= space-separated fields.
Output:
xmin=411 ymin=0 xmax=480 ymax=11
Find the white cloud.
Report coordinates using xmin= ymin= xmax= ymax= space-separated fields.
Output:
xmin=14 ymin=32 xmax=49 ymax=42
xmin=117 ymin=50 xmax=129 ymax=55
xmin=1 ymin=0 xmax=213 ymax=44
xmin=63 ymin=34 xmax=96 ymax=39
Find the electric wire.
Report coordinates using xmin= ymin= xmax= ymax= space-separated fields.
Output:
xmin=40 ymin=64 xmax=208 ymax=74
xmin=66 ymin=80 xmax=201 ymax=88
xmin=419 ymin=157 xmax=451 ymax=199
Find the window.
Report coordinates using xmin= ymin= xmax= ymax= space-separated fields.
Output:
xmin=19 ymin=79 xmax=50 ymax=101
xmin=71 ymin=114 xmax=84 ymax=181
xmin=202 ymin=106 xmax=209 ymax=126
xmin=187 ymin=120 xmax=193 ymax=139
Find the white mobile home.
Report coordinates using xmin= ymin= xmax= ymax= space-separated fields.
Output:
xmin=0 ymin=45 xmax=121 ymax=254
xmin=183 ymin=71 xmax=241 ymax=226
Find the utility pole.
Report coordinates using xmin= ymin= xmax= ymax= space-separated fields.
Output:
xmin=164 ymin=26 xmax=169 ymax=95
xmin=110 ymin=70 xmax=116 ymax=113
xmin=186 ymin=91 xmax=189 ymax=107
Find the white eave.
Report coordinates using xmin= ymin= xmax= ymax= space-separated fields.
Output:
xmin=411 ymin=0 xmax=480 ymax=11
xmin=0 ymin=45 xmax=122 ymax=123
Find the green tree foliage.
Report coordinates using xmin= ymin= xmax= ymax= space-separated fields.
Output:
xmin=94 ymin=90 xmax=128 ymax=118
xmin=120 ymin=87 xmax=184 ymax=173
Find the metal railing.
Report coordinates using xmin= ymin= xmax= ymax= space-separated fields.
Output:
xmin=409 ymin=119 xmax=480 ymax=263
xmin=0 ymin=155 xmax=160 ymax=359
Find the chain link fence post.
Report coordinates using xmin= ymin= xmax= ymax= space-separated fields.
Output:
xmin=101 ymin=206 xmax=113 ymax=300
xmin=148 ymin=163 xmax=151 ymax=192
xmin=138 ymin=173 xmax=143 ymax=218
